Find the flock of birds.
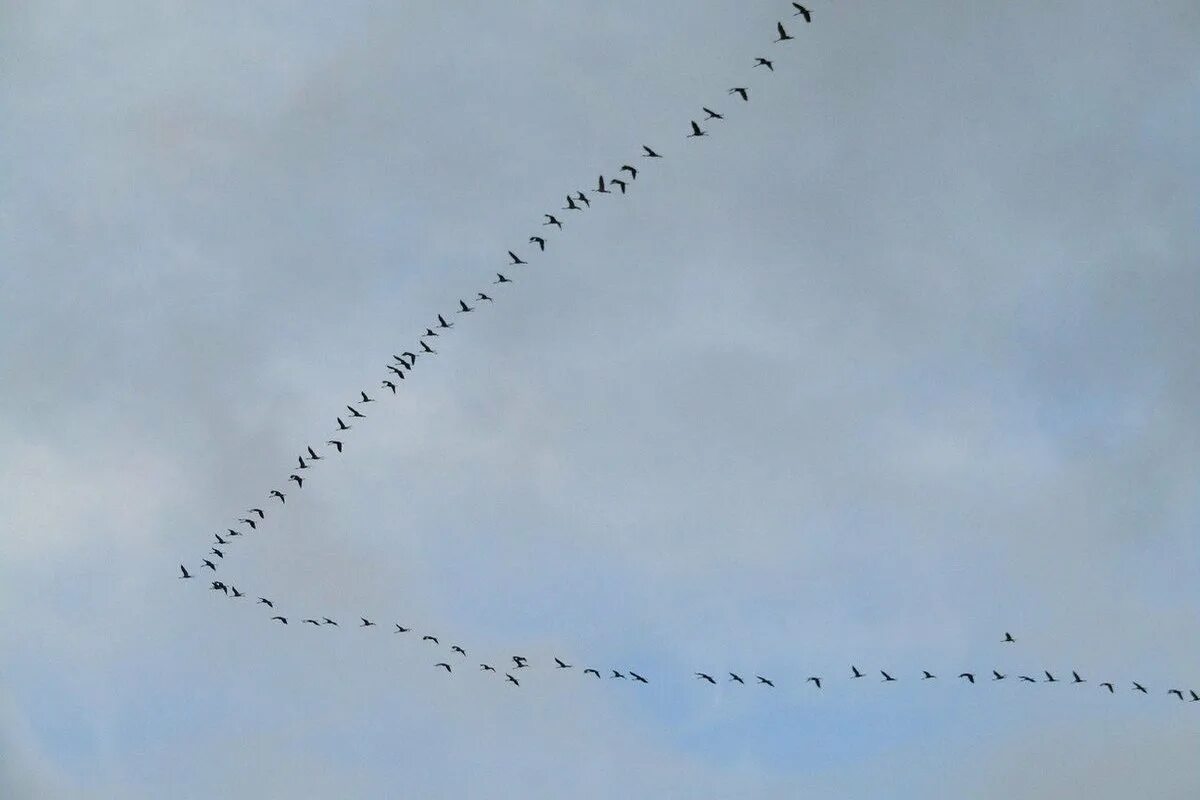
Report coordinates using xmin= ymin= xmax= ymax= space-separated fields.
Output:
xmin=178 ymin=5 xmax=1196 ymax=707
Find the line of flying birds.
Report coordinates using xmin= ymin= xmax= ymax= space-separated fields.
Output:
xmin=177 ymin=6 xmax=1196 ymax=706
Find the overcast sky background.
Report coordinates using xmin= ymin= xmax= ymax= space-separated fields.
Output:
xmin=3 ymin=1 xmax=1199 ymax=797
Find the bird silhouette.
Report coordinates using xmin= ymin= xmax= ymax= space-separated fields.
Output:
xmin=288 ymin=474 xmax=303 ymax=487
xmin=611 ymin=670 xmax=625 ymax=679
xmin=248 ymin=508 xmax=265 ymax=519
xmin=583 ymin=668 xmax=601 ymax=678
xmin=507 ymin=251 xmax=526 ymax=265
xmin=303 ymin=619 xmax=320 ymax=626
xmin=642 ymin=145 xmax=663 ymax=158
xmin=575 ymin=191 xmax=590 ymax=208
xmin=359 ymin=618 xmax=375 ymax=628
xmin=237 ymin=517 xmax=256 ymax=529
xmin=210 ymin=547 xmax=224 ymax=559
xmin=596 ymin=175 xmax=610 ymax=193
xmin=554 ymin=658 xmax=572 ymax=669
xmin=257 ymin=597 xmax=273 ymax=607
xmin=1100 ymin=682 xmax=1115 ymax=693
xmin=420 ymin=341 xmax=436 ymax=355
xmin=385 ymin=365 xmax=405 ymax=380
xmin=1072 ymin=671 xmax=1086 ymax=684
xmin=327 ymin=440 xmax=344 ymax=452
xmin=512 ymin=656 xmax=528 ymax=667
xmin=480 ymin=664 xmax=496 ymax=672
xmin=394 ymin=624 xmax=410 ymax=633
xmin=959 ymin=673 xmax=976 ymax=684
xmin=792 ymin=3 xmax=812 ymax=23
xmin=401 ymin=351 xmax=418 ymax=364
xmin=563 ymin=195 xmax=581 ymax=211
xmin=494 ymin=273 xmax=512 ymax=284
xmin=775 ymin=21 xmax=794 ymax=42
xmin=529 ymin=236 xmax=546 ymax=251
xmin=457 ymin=299 xmax=473 ymax=313
xmin=202 ymin=559 xmax=216 ymax=571
xmin=1190 ymin=690 xmax=1199 ymax=702
xmin=850 ymin=665 xmax=864 ymax=679
xmin=729 ymin=673 xmax=745 ymax=684
xmin=807 ymin=677 xmax=822 ymax=689
xmin=359 ymin=391 xmax=373 ymax=404
xmin=437 ymin=314 xmax=453 ymax=329
xmin=687 ymin=120 xmax=707 ymax=138
xmin=881 ymin=671 xmax=897 ymax=682
xmin=922 ymin=671 xmax=937 ymax=680
xmin=1132 ymin=682 xmax=1148 ymax=693
xmin=322 ymin=618 xmax=338 ymax=626
xmin=1019 ymin=675 xmax=1036 ymax=683
xmin=435 ymin=663 xmax=451 ymax=673
xmin=271 ymin=616 xmax=288 ymax=624
xmin=696 ymin=672 xmax=716 ymax=684
xmin=307 ymin=446 xmax=322 ymax=461
xmin=451 ymin=646 xmax=466 ymax=656
xmin=336 ymin=418 xmax=351 ymax=432
xmin=296 ymin=455 xmax=308 ymax=470
xmin=757 ymin=676 xmax=775 ymax=687
xmin=702 ymin=107 xmax=724 ymax=120
xmin=729 ymin=87 xmax=749 ymax=101
xmin=543 ymin=214 xmax=563 ymax=229
xmin=269 ymin=490 xmax=285 ymax=503
xmin=210 ymin=581 xmax=227 ymax=595
xmin=620 ymin=165 xmax=638 ymax=180
xmin=230 ymin=586 xmax=244 ymax=598
xmin=609 ymin=178 xmax=627 ymax=194
xmin=423 ymin=635 xmax=439 ymax=645
xmin=992 ymin=671 xmax=1006 ymax=681
xmin=754 ymin=57 xmax=775 ymax=71
xmin=346 ymin=406 xmax=365 ymax=419
xmin=1044 ymin=671 xmax=1058 ymax=683
xmin=630 ymin=671 xmax=649 ymax=684
xmin=1168 ymin=689 xmax=1184 ymax=700
xmin=179 ymin=564 xmax=192 ymax=579
xmin=476 ymin=293 xmax=493 ymax=303
xmin=1003 ymin=632 xmax=1016 ymax=643
xmin=506 ymin=674 xmax=520 ymax=686
xmin=383 ymin=380 xmax=397 ymax=394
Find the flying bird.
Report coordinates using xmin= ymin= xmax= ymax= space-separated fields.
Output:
xmin=507 ymin=251 xmax=526 ymax=265
xmin=543 ymin=214 xmax=563 ymax=229
xmin=610 ymin=670 xmax=626 ymax=679
xmin=457 ymin=299 xmax=474 ymax=313
xmin=248 ymin=508 xmax=265 ymax=519
xmin=959 ymin=673 xmax=976 ymax=684
xmin=729 ymin=87 xmax=749 ymax=101
xmin=210 ymin=581 xmax=227 ymax=595
xmin=394 ymin=624 xmax=410 ymax=633
xmin=480 ymin=664 xmax=496 ymax=672
xmin=202 ymin=559 xmax=217 ymax=571
xmin=360 ymin=618 xmax=375 ymax=628
xmin=807 ymin=677 xmax=822 ymax=689
xmin=1019 ymin=675 xmax=1037 ymax=682
xmin=296 ymin=455 xmax=308 ymax=470
xmin=303 ymin=619 xmax=320 ymax=626
xmin=554 ymin=658 xmax=572 ymax=669
xmin=596 ymin=175 xmax=610 ymax=193
xmin=529 ymin=236 xmax=546 ymax=250
xmin=695 ymin=672 xmax=716 ymax=684
xmin=686 ymin=120 xmax=707 ymax=138
xmin=359 ymin=391 xmax=373 ymax=404
xmin=437 ymin=314 xmax=453 ymax=329
xmin=1044 ymin=671 xmax=1058 ymax=683
xmin=307 ymin=446 xmax=322 ymax=461
xmin=506 ymin=674 xmax=520 ymax=686
xmin=322 ymin=618 xmax=338 ymax=626
xmin=1168 ymin=689 xmax=1185 ymax=700
xmin=1191 ymin=690 xmax=1200 ymax=702
xmin=775 ymin=21 xmax=794 ymax=42
xmin=1072 ymin=671 xmax=1086 ymax=684
xmin=336 ymin=417 xmax=351 ymax=431
xmin=583 ymin=668 xmax=601 ymax=678
xmin=271 ymin=616 xmax=288 ymax=624
xmin=346 ymin=405 xmax=365 ymax=419
xmin=922 ymin=671 xmax=937 ymax=680
xmin=619 ymin=164 xmax=638 ymax=180
xmin=702 ymin=107 xmax=724 ymax=120
xmin=1132 ymin=682 xmax=1148 ymax=693
xmin=641 ymin=145 xmax=662 ymax=158
xmin=757 ymin=676 xmax=774 ymax=687
xmin=257 ymin=597 xmax=273 ymax=607
xmin=512 ymin=656 xmax=528 ymax=667
xmin=179 ymin=564 xmax=192 ymax=579
xmin=424 ymin=328 xmax=438 ymax=338
xmin=420 ymin=341 xmax=436 ymax=354
xmin=494 ymin=273 xmax=512 ymax=284
xmin=609 ymin=178 xmax=627 ymax=194
xmin=451 ymin=646 xmax=466 ymax=656
xmin=386 ymin=365 xmax=404 ymax=379
xmin=269 ymin=490 xmax=285 ymax=503
xmin=288 ymin=474 xmax=303 ymax=487
xmin=327 ymin=440 xmax=343 ymax=452
xmin=850 ymin=665 xmax=864 ymax=679
xmin=792 ymin=3 xmax=812 ymax=23
xmin=754 ymin=57 xmax=775 ymax=71
xmin=1003 ymin=632 xmax=1016 ymax=643
xmin=575 ymin=191 xmax=590 ymax=207
xmin=563 ymin=195 xmax=581 ymax=211
xmin=729 ymin=673 xmax=745 ymax=684
xmin=435 ymin=663 xmax=451 ymax=673
xmin=476 ymin=293 xmax=493 ymax=303
xmin=383 ymin=380 xmax=397 ymax=394
xmin=230 ymin=586 xmax=244 ymax=598
xmin=881 ymin=671 xmax=897 ymax=682
xmin=1100 ymin=682 xmax=1115 ymax=693
xmin=423 ymin=635 xmax=439 ymax=645
xmin=630 ymin=671 xmax=649 ymax=684
xmin=992 ymin=671 xmax=1006 ymax=681
xmin=237 ymin=518 xmax=256 ymax=529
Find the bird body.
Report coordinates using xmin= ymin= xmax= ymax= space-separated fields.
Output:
xmin=775 ymin=21 xmax=794 ymax=42
xmin=179 ymin=564 xmax=192 ymax=579
xmin=687 ymin=120 xmax=707 ymax=138
xmin=754 ymin=57 xmax=775 ymax=71
xmin=792 ymin=3 xmax=812 ymax=22
xmin=729 ymin=87 xmax=749 ymax=101
xmin=696 ymin=672 xmax=716 ymax=684
xmin=641 ymin=145 xmax=662 ymax=158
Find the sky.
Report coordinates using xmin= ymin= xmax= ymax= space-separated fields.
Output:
xmin=2 ymin=0 xmax=1199 ymax=797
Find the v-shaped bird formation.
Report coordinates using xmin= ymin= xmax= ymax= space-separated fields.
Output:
xmin=177 ymin=5 xmax=1196 ymax=708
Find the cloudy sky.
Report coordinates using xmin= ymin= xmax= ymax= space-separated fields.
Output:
xmin=3 ymin=1 xmax=1198 ymax=797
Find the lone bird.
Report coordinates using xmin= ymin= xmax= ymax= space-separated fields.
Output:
xmin=1100 ymin=682 xmax=1115 ymax=693
xmin=729 ymin=87 xmax=749 ymax=101
xmin=757 ymin=676 xmax=775 ymax=687
xmin=1044 ymin=671 xmax=1058 ymax=683
xmin=210 ymin=581 xmax=227 ymax=595
xmin=1168 ymin=689 xmax=1185 ymax=700
xmin=959 ymin=673 xmax=976 ymax=684
xmin=583 ymin=668 xmax=601 ymax=678
xmin=881 ymin=671 xmax=897 ymax=682
xmin=322 ymin=618 xmax=338 ymax=626
xmin=494 ymin=273 xmax=512 ymax=284
xmin=775 ymin=21 xmax=794 ymax=42
xmin=696 ymin=672 xmax=717 ymax=684
xmin=512 ymin=656 xmax=528 ymax=667
xmin=850 ymin=665 xmax=864 ymax=679
xmin=257 ymin=597 xmax=273 ymax=607
xmin=807 ymin=677 xmax=822 ymax=689
xmin=1019 ymin=675 xmax=1037 ymax=683
xmin=307 ymin=446 xmax=322 ymax=461
xmin=360 ymin=618 xmax=375 ymax=628
xmin=480 ymin=664 xmax=496 ymax=672
xmin=437 ymin=314 xmax=453 ymax=329
xmin=359 ymin=391 xmax=373 ymax=404
xmin=529 ymin=236 xmax=546 ymax=250
xmin=641 ymin=145 xmax=662 ymax=158
xmin=303 ymin=619 xmax=320 ymax=626
xmin=423 ymin=635 xmax=439 ymax=645
xmin=296 ymin=455 xmax=308 ymax=470
xmin=507 ymin=251 xmax=526 ymax=265
xmin=202 ymin=559 xmax=217 ymax=571
xmin=922 ymin=671 xmax=937 ymax=680
xmin=394 ymin=624 xmax=410 ymax=633
xmin=563 ymin=195 xmax=581 ymax=211
xmin=543 ymin=214 xmax=563 ymax=229
xmin=1003 ymin=632 xmax=1016 ymax=643
xmin=792 ymin=3 xmax=812 ymax=23
xmin=451 ymin=646 xmax=467 ymax=657
xmin=435 ymin=663 xmax=452 ymax=673
xmin=596 ymin=175 xmax=610 ymax=194
xmin=754 ymin=57 xmax=775 ymax=71
xmin=575 ymin=191 xmax=590 ymax=208
xmin=1132 ymin=682 xmax=1148 ymax=694
xmin=179 ymin=564 xmax=192 ymax=579
xmin=554 ymin=658 xmax=572 ymax=669
xmin=383 ymin=380 xmax=397 ymax=394
xmin=327 ymin=440 xmax=344 ymax=452
xmin=686 ymin=120 xmax=707 ymax=138
xmin=476 ymin=293 xmax=494 ymax=303
xmin=248 ymin=508 xmax=265 ymax=519
xmin=271 ymin=616 xmax=288 ymax=624
xmin=611 ymin=670 xmax=626 ymax=680
xmin=237 ymin=518 xmax=256 ymax=529
xmin=336 ymin=418 xmax=351 ymax=431
xmin=992 ymin=671 xmax=1006 ymax=681
xmin=420 ymin=341 xmax=436 ymax=355
xmin=230 ymin=586 xmax=244 ymax=598
xmin=1072 ymin=671 xmax=1086 ymax=684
